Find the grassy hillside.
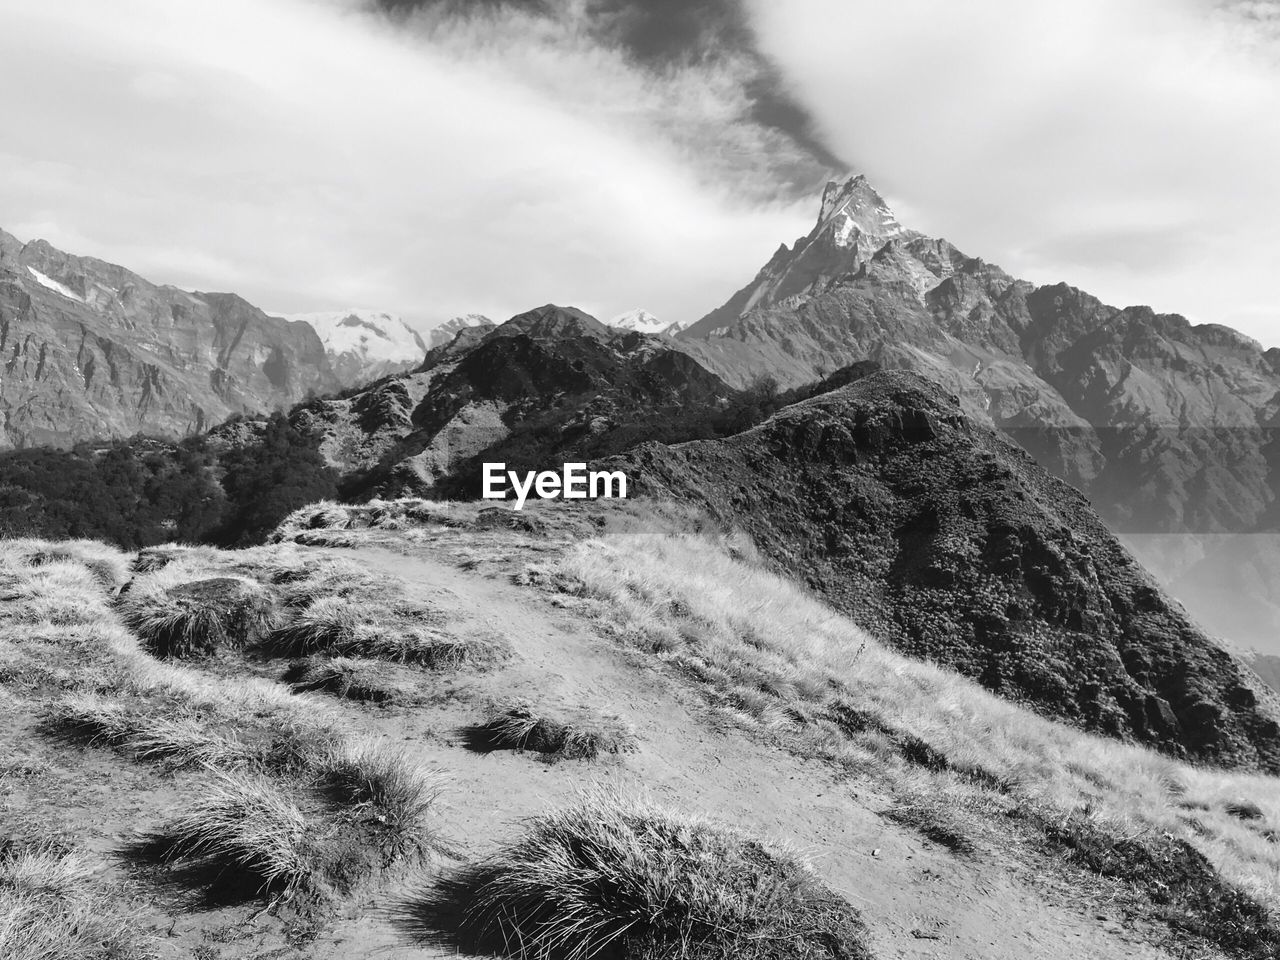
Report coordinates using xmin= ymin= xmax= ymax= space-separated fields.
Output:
xmin=4 ymin=499 xmax=1280 ymax=957
xmin=269 ymin=497 xmax=1280 ymax=958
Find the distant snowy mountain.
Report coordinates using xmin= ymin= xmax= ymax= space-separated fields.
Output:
xmin=428 ymin=313 xmax=495 ymax=348
xmin=285 ymin=310 xmax=427 ymax=387
xmin=607 ymin=309 xmax=685 ymax=337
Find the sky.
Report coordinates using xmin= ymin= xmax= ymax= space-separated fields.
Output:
xmin=0 ymin=0 xmax=1278 ymax=342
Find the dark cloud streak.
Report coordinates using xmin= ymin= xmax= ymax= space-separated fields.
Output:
xmin=367 ymin=0 xmax=847 ymax=189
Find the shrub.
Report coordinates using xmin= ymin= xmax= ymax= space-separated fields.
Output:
xmin=119 ymin=576 xmax=279 ymax=658
xmin=422 ymin=794 xmax=872 ymax=960
xmin=471 ymin=701 xmax=637 ymax=760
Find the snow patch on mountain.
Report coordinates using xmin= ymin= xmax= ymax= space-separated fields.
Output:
xmin=429 ymin=314 xmax=494 ymax=348
xmin=25 ymin=266 xmax=84 ymax=302
xmin=287 ymin=310 xmax=427 ymax=367
xmin=607 ymin=309 xmax=685 ymax=337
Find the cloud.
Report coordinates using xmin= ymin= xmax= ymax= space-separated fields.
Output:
xmin=745 ymin=0 xmax=1280 ymax=343
xmin=0 ymin=0 xmax=817 ymax=328
xmin=4 ymin=0 xmax=1276 ymax=343
xmin=373 ymin=0 xmax=844 ymax=173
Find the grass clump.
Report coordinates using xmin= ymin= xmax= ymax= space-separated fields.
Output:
xmin=47 ymin=692 xmax=258 ymax=770
xmin=284 ymin=657 xmax=417 ymax=703
xmin=883 ymin=799 xmax=976 ymax=856
xmin=1030 ymin=809 xmax=1280 ymax=959
xmin=421 ymin=793 xmax=871 ymax=960
xmin=471 ymin=701 xmax=638 ymax=760
xmin=318 ymin=741 xmax=441 ymax=863
xmin=0 ymin=842 xmax=154 ymax=960
xmin=153 ymin=750 xmax=440 ymax=902
xmin=45 ymin=691 xmax=343 ymax=776
xmin=119 ymin=576 xmax=279 ymax=658
xmin=267 ymin=597 xmax=506 ymax=667
xmin=22 ymin=540 xmax=131 ymax=592
xmin=157 ymin=770 xmax=320 ymax=900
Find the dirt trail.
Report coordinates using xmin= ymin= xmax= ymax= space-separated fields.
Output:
xmin=307 ymin=546 xmax=1178 ymax=960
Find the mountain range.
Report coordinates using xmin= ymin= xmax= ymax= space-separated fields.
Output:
xmin=0 ymin=229 xmax=340 ymax=448
xmin=667 ymin=176 xmax=1280 ymax=652
xmin=6 ymin=172 xmax=1280 ymax=728
xmin=271 ymin=303 xmax=735 ymax=499
xmin=0 ymin=230 xmax=509 ymax=448
xmin=608 ymin=309 xmax=686 ymax=337
xmin=207 ymin=304 xmax=1280 ymax=765
xmin=278 ymin=309 xmax=427 ymax=385
xmin=674 ymin=177 xmax=1280 ymax=541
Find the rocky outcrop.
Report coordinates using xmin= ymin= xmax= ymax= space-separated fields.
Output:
xmin=608 ymin=370 xmax=1280 ymax=771
xmin=0 ymin=229 xmax=338 ymax=448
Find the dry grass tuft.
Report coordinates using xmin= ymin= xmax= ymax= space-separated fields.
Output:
xmin=23 ymin=540 xmax=131 ymax=592
xmin=318 ymin=740 xmax=442 ymax=863
xmin=471 ymin=701 xmax=638 ymax=760
xmin=285 ymin=657 xmax=417 ymax=703
xmin=46 ymin=692 xmax=258 ymax=770
xmin=118 ymin=575 xmax=279 ymax=658
xmin=4 ymin=535 xmax=445 ymax=920
xmin=130 ymin=544 xmax=223 ymax=575
xmin=267 ymin=596 xmax=505 ymax=667
xmin=883 ymin=800 xmax=976 ymax=856
xmin=419 ymin=792 xmax=872 ymax=960
xmin=0 ymin=842 xmax=154 ymax=960
xmin=1029 ymin=807 xmax=1280 ymax=958
xmin=157 ymin=770 xmax=320 ymax=899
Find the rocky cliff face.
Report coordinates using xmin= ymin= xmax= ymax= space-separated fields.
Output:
xmin=0 ymin=229 xmax=339 ymax=448
xmin=608 ymin=370 xmax=1280 ymax=770
xmin=675 ymin=177 xmax=1280 ymax=541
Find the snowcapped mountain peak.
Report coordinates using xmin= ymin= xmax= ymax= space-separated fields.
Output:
xmin=818 ymin=175 xmax=911 ymax=246
xmin=284 ymin=309 xmax=427 ymax=386
xmin=607 ymin=309 xmax=686 ymax=337
xmin=429 ymin=313 xmax=495 ymax=348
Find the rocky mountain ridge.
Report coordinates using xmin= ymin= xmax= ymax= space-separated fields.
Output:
xmin=608 ymin=368 xmax=1280 ymax=769
xmin=0 ymin=228 xmax=340 ymax=448
xmin=675 ymin=176 xmax=1280 ymax=539
xmin=263 ymin=303 xmax=736 ymax=498
xmin=670 ymin=175 xmax=1280 ymax=652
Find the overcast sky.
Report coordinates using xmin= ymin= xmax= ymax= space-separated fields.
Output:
xmin=1 ymin=0 xmax=1277 ymax=342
